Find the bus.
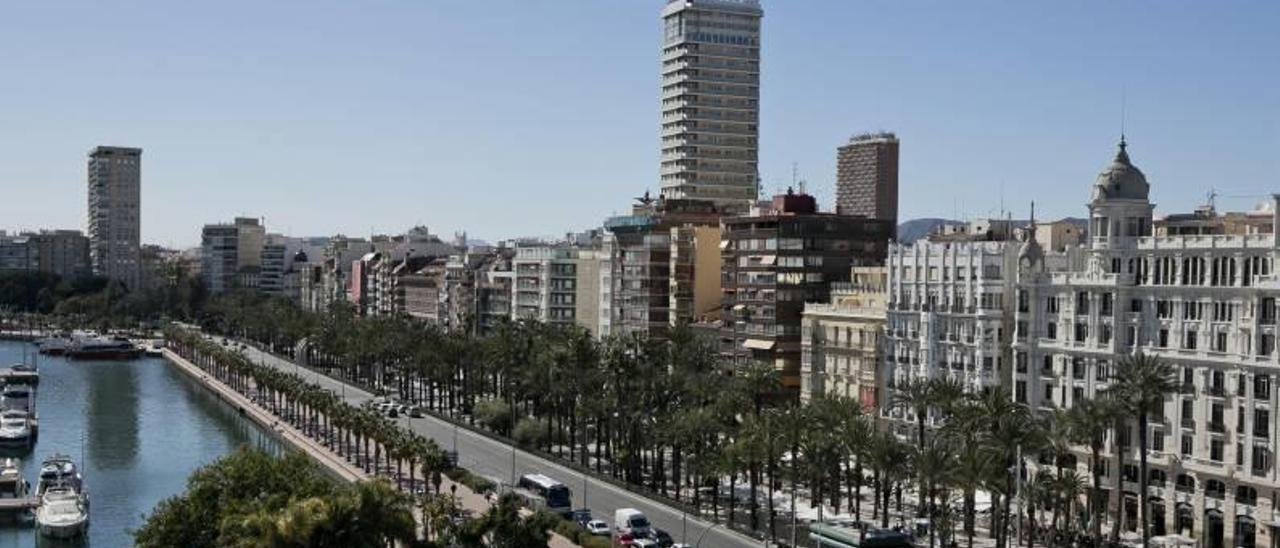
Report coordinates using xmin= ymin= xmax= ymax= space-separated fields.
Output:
xmin=514 ymin=473 xmax=572 ymax=516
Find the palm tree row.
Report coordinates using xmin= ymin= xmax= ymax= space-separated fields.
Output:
xmin=197 ymin=293 xmax=1181 ymax=548
xmin=165 ymin=326 xmax=448 ymax=501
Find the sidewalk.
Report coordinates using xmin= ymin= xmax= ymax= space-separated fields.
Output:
xmin=164 ymin=346 xmax=581 ymax=547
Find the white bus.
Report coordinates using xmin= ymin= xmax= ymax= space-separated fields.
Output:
xmin=514 ymin=473 xmax=572 ymax=517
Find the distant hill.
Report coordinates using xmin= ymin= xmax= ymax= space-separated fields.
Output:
xmin=896 ymin=218 xmax=961 ymax=243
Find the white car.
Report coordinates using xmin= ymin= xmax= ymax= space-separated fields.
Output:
xmin=585 ymin=519 xmax=611 ymax=536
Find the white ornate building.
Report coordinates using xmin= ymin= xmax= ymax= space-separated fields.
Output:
xmin=1014 ymin=139 xmax=1280 ymax=548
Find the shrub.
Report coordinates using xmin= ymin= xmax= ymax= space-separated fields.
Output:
xmin=473 ymin=398 xmax=512 ymax=434
xmin=579 ymin=534 xmax=613 ymax=548
xmin=444 ymin=467 xmax=495 ymax=494
xmin=513 ymin=417 xmax=547 ymax=448
xmin=554 ymin=519 xmax=587 ymax=543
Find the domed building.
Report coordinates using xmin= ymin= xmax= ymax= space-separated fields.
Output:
xmin=1009 ymin=139 xmax=1280 ymax=548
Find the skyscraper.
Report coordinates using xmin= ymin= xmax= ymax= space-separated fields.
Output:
xmin=659 ymin=0 xmax=762 ymax=213
xmin=87 ymin=146 xmax=142 ymax=289
xmin=836 ymin=133 xmax=899 ymax=224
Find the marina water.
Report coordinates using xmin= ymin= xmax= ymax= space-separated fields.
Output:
xmin=0 ymin=340 xmax=281 ymax=547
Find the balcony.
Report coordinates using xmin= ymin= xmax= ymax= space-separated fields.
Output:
xmin=1207 ymin=385 xmax=1226 ymax=397
xmin=1208 ymin=421 xmax=1226 ymax=433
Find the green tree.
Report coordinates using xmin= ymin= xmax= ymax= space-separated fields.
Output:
xmin=1111 ymin=352 xmax=1177 ymax=548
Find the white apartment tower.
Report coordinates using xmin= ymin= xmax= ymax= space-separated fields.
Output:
xmin=87 ymin=146 xmax=142 ymax=289
xmin=659 ymin=0 xmax=762 ymax=212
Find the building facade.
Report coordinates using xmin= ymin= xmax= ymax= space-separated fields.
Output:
xmin=801 ymin=267 xmax=889 ymax=406
xmin=659 ymin=0 xmax=762 ymax=212
xmin=720 ymin=191 xmax=893 ymax=396
xmin=87 ymin=146 xmax=142 ymax=289
xmin=1013 ymin=140 xmax=1280 ymax=548
xmin=0 ymin=231 xmax=90 ymax=280
xmin=836 ymin=133 xmax=899 ymax=224
xmin=882 ymin=237 xmax=1022 ymax=435
xmin=605 ymin=197 xmax=723 ymax=340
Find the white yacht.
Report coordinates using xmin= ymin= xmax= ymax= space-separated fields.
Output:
xmin=36 ymin=487 xmax=88 ymax=539
xmin=0 ymin=385 xmax=33 ymax=414
xmin=0 ymin=411 xmax=31 ymax=448
xmin=36 ymin=455 xmax=82 ymax=497
xmin=0 ymin=458 xmax=27 ymax=499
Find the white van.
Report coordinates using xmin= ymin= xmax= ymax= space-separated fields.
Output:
xmin=614 ymin=508 xmax=652 ymax=537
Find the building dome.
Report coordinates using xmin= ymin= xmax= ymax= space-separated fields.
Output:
xmin=1091 ymin=138 xmax=1149 ymax=202
xmin=293 ymin=249 xmax=309 ymax=263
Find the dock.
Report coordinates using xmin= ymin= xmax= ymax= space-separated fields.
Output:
xmin=0 ymin=497 xmax=39 ymax=511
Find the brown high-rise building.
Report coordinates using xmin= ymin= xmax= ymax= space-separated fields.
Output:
xmin=836 ymin=133 xmax=899 ymax=224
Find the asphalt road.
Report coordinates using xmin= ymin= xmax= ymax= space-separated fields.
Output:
xmin=215 ymin=337 xmax=765 ymax=548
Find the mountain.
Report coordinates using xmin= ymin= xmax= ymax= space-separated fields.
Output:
xmin=896 ymin=218 xmax=961 ymax=243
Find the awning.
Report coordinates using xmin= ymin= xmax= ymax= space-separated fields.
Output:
xmin=759 ymin=255 xmax=777 ymax=265
xmin=719 ymin=240 xmax=730 ymax=249
xmin=743 ymin=339 xmax=775 ymax=350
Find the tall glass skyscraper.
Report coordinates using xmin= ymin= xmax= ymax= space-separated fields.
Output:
xmin=659 ymin=0 xmax=762 ymax=213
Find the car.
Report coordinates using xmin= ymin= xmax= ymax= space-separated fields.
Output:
xmin=386 ymin=407 xmax=399 ymax=418
xmin=651 ymin=529 xmax=674 ymax=547
xmin=408 ymin=406 xmax=424 ymax=418
xmin=571 ymin=509 xmax=593 ymax=528
xmin=585 ymin=519 xmax=611 ymax=536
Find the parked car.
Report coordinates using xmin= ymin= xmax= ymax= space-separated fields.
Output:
xmin=571 ymin=509 xmax=593 ymax=528
xmin=585 ymin=519 xmax=611 ymax=536
xmin=408 ymin=406 xmax=424 ymax=418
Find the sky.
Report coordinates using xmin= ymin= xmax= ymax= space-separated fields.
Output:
xmin=1 ymin=1 xmax=1277 ymax=248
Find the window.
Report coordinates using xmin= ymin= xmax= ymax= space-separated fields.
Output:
xmin=1017 ymin=290 xmax=1028 ymax=313
xmin=1016 ymin=352 xmax=1027 ymax=373
xmin=1043 ymin=383 xmax=1053 ymax=404
xmin=1043 ymin=355 xmax=1054 ymax=374
xmin=1046 ymin=322 xmax=1057 ymax=340
xmin=1175 ymin=473 xmax=1195 ymax=492
xmin=1252 ymin=445 xmax=1271 ymax=474
xmin=1122 ymin=464 xmax=1139 ymax=482
xmin=1256 ymin=375 xmax=1271 ymax=400
xmin=1237 ymin=486 xmax=1258 ymax=505
xmin=1149 ymin=469 xmax=1167 ymax=486
xmin=1180 ymin=436 xmax=1193 ymax=457
xmin=1076 ymin=292 xmax=1090 ymax=315
xmin=1075 ymin=323 xmax=1088 ymax=342
xmin=1046 ymin=296 xmax=1059 ymax=314
xmin=1096 ymin=360 xmax=1110 ymax=381
xmin=1072 ymin=358 xmax=1086 ymax=380
xmin=1158 ymin=328 xmax=1169 ymax=348
xmin=1183 ymin=330 xmax=1197 ymax=350
xmin=1181 ymin=399 xmax=1193 ymax=422
xmin=1215 ymin=332 xmax=1228 ymax=352
xmin=1130 ymin=299 xmax=1143 ymax=313
xmin=1100 ymin=324 xmax=1113 ymax=345
xmin=1183 ymin=367 xmax=1195 ymax=387
xmin=1256 ymin=408 xmax=1270 ymax=439
xmin=1206 ymin=479 xmax=1226 ymax=498
xmin=1262 ymin=334 xmax=1276 ymax=357
xmin=1210 ymin=439 xmax=1224 ymax=462
xmin=1212 ymin=370 xmax=1225 ymax=394
xmin=1015 ymin=381 xmax=1026 ymax=403
xmin=1151 ymin=428 xmax=1164 ymax=452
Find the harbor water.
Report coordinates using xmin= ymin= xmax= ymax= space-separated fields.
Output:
xmin=0 ymin=340 xmax=282 ymax=547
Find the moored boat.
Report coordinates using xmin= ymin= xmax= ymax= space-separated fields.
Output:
xmin=0 ymin=458 xmax=28 ymax=498
xmin=36 ymin=455 xmax=82 ymax=497
xmin=0 ymin=411 xmax=32 ymax=449
xmin=66 ymin=337 xmax=142 ymax=360
xmin=36 ymin=487 xmax=88 ymax=539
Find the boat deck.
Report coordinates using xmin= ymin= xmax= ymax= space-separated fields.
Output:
xmin=0 ymin=369 xmax=38 ymax=385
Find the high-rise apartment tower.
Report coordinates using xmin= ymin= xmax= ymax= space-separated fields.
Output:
xmin=87 ymin=146 xmax=142 ymax=289
xmin=659 ymin=0 xmax=762 ymax=213
xmin=836 ymin=133 xmax=899 ymax=224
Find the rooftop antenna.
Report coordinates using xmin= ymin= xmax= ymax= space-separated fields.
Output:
xmin=1120 ymin=84 xmax=1127 ymax=144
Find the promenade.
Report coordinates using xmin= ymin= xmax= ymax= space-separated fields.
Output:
xmin=162 ymin=346 xmax=580 ymax=547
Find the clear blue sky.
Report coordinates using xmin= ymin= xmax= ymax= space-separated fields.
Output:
xmin=1 ymin=1 xmax=1277 ymax=248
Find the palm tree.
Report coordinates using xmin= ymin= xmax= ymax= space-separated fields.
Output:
xmin=891 ymin=377 xmax=936 ymax=516
xmin=1112 ymin=352 xmax=1177 ymax=548
xmin=1067 ymin=396 xmax=1118 ymax=547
